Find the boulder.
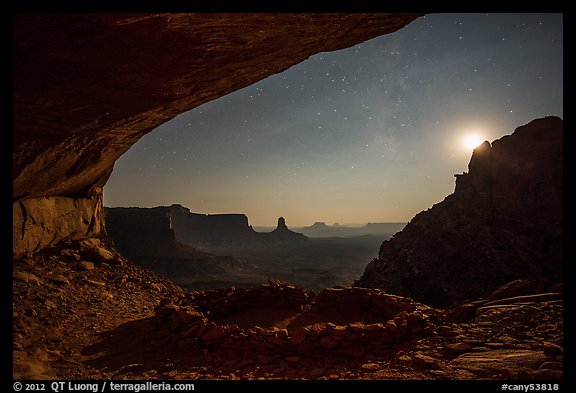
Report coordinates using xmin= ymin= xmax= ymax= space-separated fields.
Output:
xmin=201 ymin=325 xmax=227 ymax=343
xmin=14 ymin=272 xmax=42 ymax=285
xmin=319 ymin=336 xmax=340 ymax=349
xmin=74 ymin=261 xmax=95 ymax=271
xmin=288 ymin=327 xmax=309 ymax=346
xmin=450 ymin=349 xmax=548 ymax=377
xmin=413 ymin=353 xmax=439 ymax=369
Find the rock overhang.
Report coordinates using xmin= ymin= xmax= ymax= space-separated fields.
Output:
xmin=13 ymin=13 xmax=423 ymax=201
xmin=12 ymin=13 xmax=423 ymax=255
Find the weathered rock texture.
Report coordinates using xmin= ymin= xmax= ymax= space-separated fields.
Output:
xmin=13 ymin=224 xmax=563 ymax=381
xmin=104 ymin=206 xmax=310 ymax=289
xmin=13 ymin=13 xmax=422 ymax=255
xmin=13 ymin=195 xmax=104 ymax=255
xmin=13 ymin=241 xmax=563 ymax=379
xmin=356 ymin=116 xmax=563 ymax=307
xmin=104 ymin=206 xmax=199 ymax=259
xmin=107 ymin=205 xmax=307 ymax=251
xmin=170 ymin=204 xmax=257 ymax=245
xmin=154 ymin=282 xmax=433 ymax=363
xmin=104 ymin=206 xmax=249 ymax=289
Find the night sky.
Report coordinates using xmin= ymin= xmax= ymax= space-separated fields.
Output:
xmin=104 ymin=13 xmax=563 ymax=227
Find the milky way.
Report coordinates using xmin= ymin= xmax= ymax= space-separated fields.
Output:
xmin=104 ymin=13 xmax=563 ymax=227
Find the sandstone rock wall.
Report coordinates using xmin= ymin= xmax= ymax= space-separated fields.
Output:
xmin=104 ymin=207 xmax=178 ymax=258
xmin=169 ymin=204 xmax=258 ymax=246
xmin=13 ymin=13 xmax=422 ymax=255
xmin=13 ymin=196 xmax=104 ymax=255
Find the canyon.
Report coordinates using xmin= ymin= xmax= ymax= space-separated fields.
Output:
xmin=13 ymin=13 xmax=422 ymax=256
xmin=104 ymin=205 xmax=389 ymax=291
xmin=12 ymin=13 xmax=563 ymax=382
xmin=13 ymin=116 xmax=564 ymax=381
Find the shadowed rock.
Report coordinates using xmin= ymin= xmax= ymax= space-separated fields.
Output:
xmin=12 ymin=13 xmax=422 ymax=255
xmin=356 ymin=117 xmax=563 ymax=307
xmin=270 ymin=217 xmax=308 ymax=242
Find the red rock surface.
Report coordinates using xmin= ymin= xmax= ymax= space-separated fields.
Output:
xmin=12 ymin=13 xmax=422 ymax=255
xmin=14 ymin=13 xmax=418 ymax=194
xmin=12 ymin=15 xmax=565 ymax=381
xmin=13 ymin=242 xmax=563 ymax=380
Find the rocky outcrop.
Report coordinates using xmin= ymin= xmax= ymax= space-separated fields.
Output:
xmin=13 ymin=195 xmax=104 ymax=255
xmin=169 ymin=205 xmax=307 ymax=247
xmin=12 ymin=239 xmax=184 ymax=379
xmin=269 ymin=217 xmax=308 ymax=242
xmin=13 ymin=13 xmax=422 ymax=256
xmin=13 ymin=237 xmax=562 ymax=380
xmin=169 ymin=204 xmax=259 ymax=246
xmin=275 ymin=217 xmax=289 ymax=231
xmin=105 ymin=206 xmax=186 ymax=258
xmin=104 ymin=206 xmax=310 ymax=289
xmin=306 ymin=222 xmax=330 ymax=230
xmin=299 ymin=221 xmax=406 ymax=238
xmin=104 ymin=207 xmax=250 ymax=289
xmin=356 ymin=117 xmax=563 ymax=307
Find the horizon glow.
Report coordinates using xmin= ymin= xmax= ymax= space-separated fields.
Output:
xmin=104 ymin=13 xmax=563 ymax=227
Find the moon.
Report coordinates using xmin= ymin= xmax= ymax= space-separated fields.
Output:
xmin=462 ymin=134 xmax=485 ymax=150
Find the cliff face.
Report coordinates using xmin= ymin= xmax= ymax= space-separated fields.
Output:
xmin=103 ymin=206 xmax=250 ymax=288
xmin=104 ymin=206 xmax=204 ymax=259
xmin=170 ymin=205 xmax=307 ymax=247
xmin=13 ymin=195 xmax=105 ymax=256
xmin=104 ymin=206 xmax=309 ymax=289
xmin=356 ymin=117 xmax=563 ymax=307
xmin=169 ymin=204 xmax=258 ymax=246
xmin=269 ymin=217 xmax=308 ymax=242
xmin=12 ymin=13 xmax=422 ymax=256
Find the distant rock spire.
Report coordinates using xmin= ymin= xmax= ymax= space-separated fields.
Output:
xmin=271 ymin=216 xmax=308 ymax=241
xmin=277 ymin=216 xmax=287 ymax=230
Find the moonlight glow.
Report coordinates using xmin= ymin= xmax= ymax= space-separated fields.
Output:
xmin=104 ymin=13 xmax=563 ymax=227
xmin=462 ymin=134 xmax=485 ymax=150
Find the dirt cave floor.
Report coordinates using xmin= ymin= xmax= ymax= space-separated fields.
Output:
xmin=13 ymin=238 xmax=563 ymax=380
